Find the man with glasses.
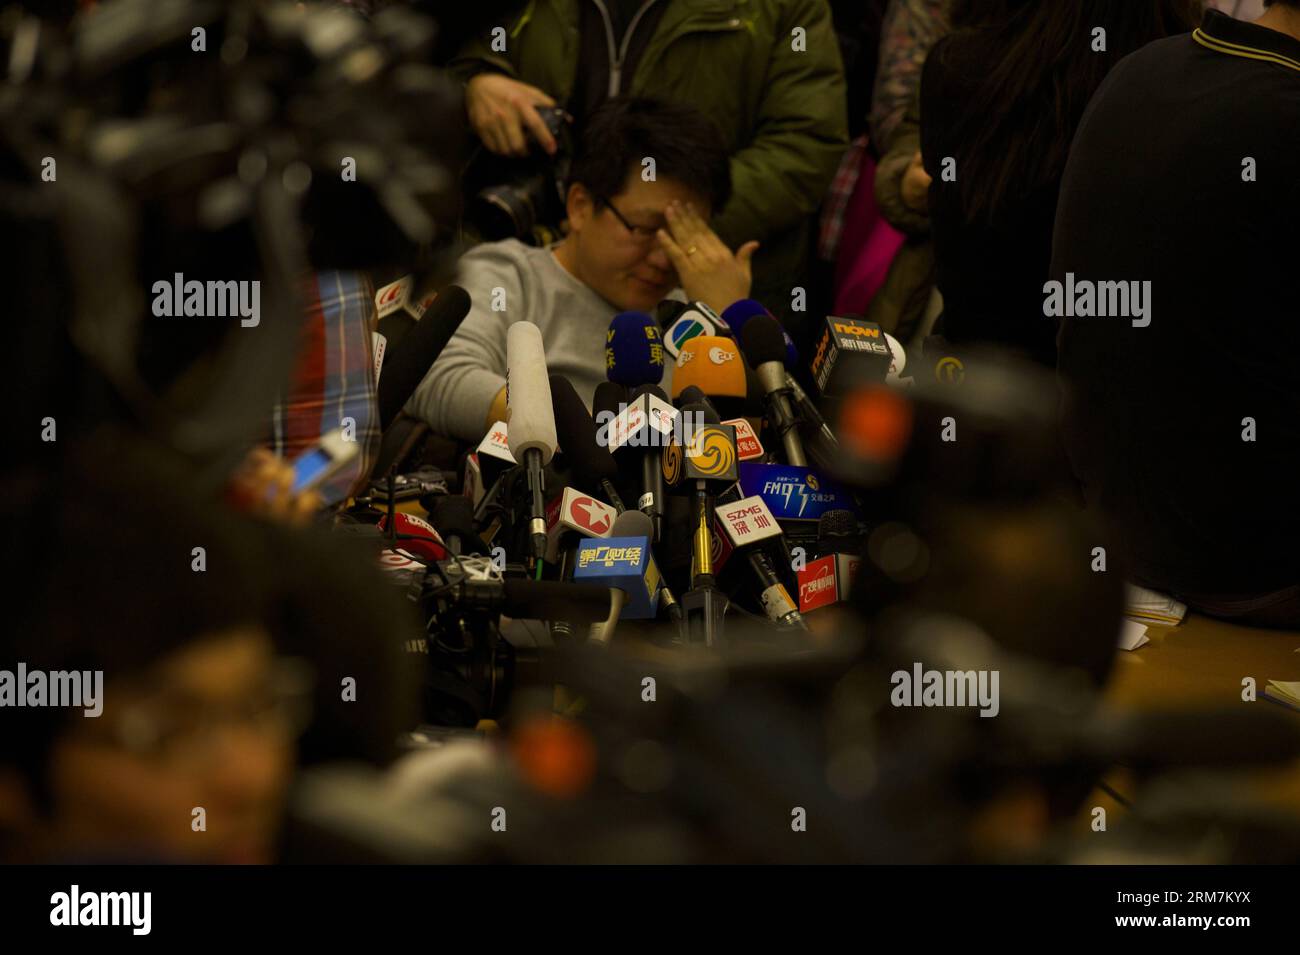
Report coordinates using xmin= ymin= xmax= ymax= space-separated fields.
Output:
xmin=407 ymin=97 xmax=754 ymax=441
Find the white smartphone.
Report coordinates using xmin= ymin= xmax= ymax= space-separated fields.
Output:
xmin=288 ymin=428 xmax=360 ymax=495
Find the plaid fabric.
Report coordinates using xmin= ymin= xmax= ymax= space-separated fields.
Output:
xmin=822 ymin=0 xmax=949 ymax=261
xmin=818 ymin=134 xmax=871 ymax=261
xmin=868 ymin=0 xmax=951 ymax=153
xmin=270 ymin=271 xmax=380 ymax=506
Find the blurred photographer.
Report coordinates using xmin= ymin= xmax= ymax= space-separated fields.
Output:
xmin=0 ymin=448 xmax=297 ymax=863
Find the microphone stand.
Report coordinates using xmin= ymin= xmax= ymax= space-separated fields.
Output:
xmin=681 ymin=483 xmax=728 ymax=646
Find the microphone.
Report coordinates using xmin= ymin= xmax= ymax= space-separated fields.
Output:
xmin=429 ymin=496 xmax=489 ymax=557
xmin=500 ymin=579 xmax=612 ymax=624
xmin=606 ymin=311 xmax=666 ymax=388
xmin=625 ymin=383 xmax=676 ymax=541
xmin=376 ymin=510 xmax=451 ymax=563
xmin=670 ymin=335 xmax=749 ymax=419
xmin=736 ymin=462 xmax=858 ymax=523
xmin=468 ymin=419 xmax=519 ymax=520
xmin=716 ymin=495 xmax=806 ymax=630
xmin=720 ymin=299 xmax=799 ymax=366
xmin=574 ymin=509 xmax=663 ymax=645
xmin=662 ymin=402 xmax=738 ymax=645
xmin=593 ymin=380 xmax=628 ymax=418
xmin=506 ymin=322 xmax=557 ymax=565
xmin=657 ymin=299 xmax=729 ymax=361
xmin=678 ymin=384 xmax=765 ymax=462
xmin=797 ymin=510 xmax=863 ymax=613
xmin=543 ymin=486 xmax=618 ymax=643
xmin=785 ymin=373 xmax=841 ymax=460
xmin=374 ymin=273 xmax=418 ymax=351
xmin=817 ymin=509 xmax=865 ymax=557
xmin=544 ymin=487 xmax=617 ymax=564
xmin=675 ymin=384 xmax=716 ymax=416
xmin=740 ymin=315 xmax=807 ymax=467
xmin=592 ymin=380 xmax=628 ymax=449
xmin=377 ymin=284 xmax=471 ymax=430
xmin=720 ymin=301 xmax=839 ymax=460
xmin=810 ymin=314 xmax=892 ymax=401
xmin=550 ymin=375 xmax=626 ymax=511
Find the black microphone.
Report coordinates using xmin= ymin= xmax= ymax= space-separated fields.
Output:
xmin=662 ymin=402 xmax=738 ymax=645
xmin=593 ymin=380 xmax=628 ymax=422
xmin=675 ymin=384 xmax=717 ymax=416
xmin=376 ymin=284 xmax=471 ymax=430
xmin=629 ymin=382 xmax=673 ymax=542
xmin=501 ymin=579 xmax=612 ymax=624
xmin=550 ymin=375 xmax=626 ymax=511
xmin=740 ymin=315 xmax=807 ymax=466
xmin=429 ymin=496 xmax=489 ymax=557
xmin=816 ymin=509 xmax=864 ymax=558
xmin=716 ymin=495 xmax=806 ymax=630
xmin=552 ymin=379 xmax=684 ymax=632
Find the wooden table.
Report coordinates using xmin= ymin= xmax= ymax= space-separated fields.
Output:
xmin=1087 ymin=613 xmax=1300 ymax=831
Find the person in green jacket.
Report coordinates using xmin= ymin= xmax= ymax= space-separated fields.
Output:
xmin=450 ymin=0 xmax=848 ymax=329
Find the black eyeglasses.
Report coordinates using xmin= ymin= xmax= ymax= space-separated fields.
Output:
xmin=594 ymin=194 xmax=660 ymax=243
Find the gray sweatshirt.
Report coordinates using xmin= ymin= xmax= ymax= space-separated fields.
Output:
xmin=406 ymin=239 xmax=635 ymax=442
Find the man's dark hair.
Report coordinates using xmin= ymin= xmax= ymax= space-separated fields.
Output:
xmin=566 ymin=97 xmax=732 ymax=212
xmin=1264 ymin=0 xmax=1300 ymax=8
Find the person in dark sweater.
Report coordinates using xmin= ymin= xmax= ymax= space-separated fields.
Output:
xmin=1055 ymin=1 xmax=1300 ymax=626
xmin=919 ymin=0 xmax=1200 ymax=366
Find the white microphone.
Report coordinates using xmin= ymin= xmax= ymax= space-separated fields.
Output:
xmin=506 ymin=322 xmax=557 ymax=563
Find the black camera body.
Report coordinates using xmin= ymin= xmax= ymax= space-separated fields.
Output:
xmin=464 ymin=106 xmax=572 ymax=246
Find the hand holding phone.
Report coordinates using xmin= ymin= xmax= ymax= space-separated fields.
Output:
xmin=226 ymin=433 xmax=356 ymax=525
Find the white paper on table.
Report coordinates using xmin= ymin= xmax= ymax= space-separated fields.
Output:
xmin=1124 ymin=584 xmax=1187 ymax=626
xmin=1118 ymin=619 xmax=1149 ymax=651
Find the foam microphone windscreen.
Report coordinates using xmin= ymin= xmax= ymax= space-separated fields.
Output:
xmin=670 ymin=336 xmax=748 ymax=402
xmin=607 ymin=311 xmax=665 ymax=387
xmin=550 ymin=375 xmax=618 ymax=484
xmin=720 ymin=298 xmax=769 ymax=336
xmin=817 ymin=509 xmax=859 ymax=541
xmin=682 ymin=400 xmax=721 ymax=428
xmin=632 ymin=382 xmax=668 ymax=403
xmin=377 ymin=284 xmax=472 ymax=429
xmin=430 ymin=496 xmax=488 ymax=555
xmin=817 ymin=509 xmax=862 ymax=554
xmin=739 ymin=314 xmax=791 ymax=368
xmin=723 ymin=299 xmax=799 ymax=366
xmin=506 ymin=321 xmax=557 ymax=463
xmin=740 ymin=315 xmax=795 ymax=398
xmin=612 ymin=508 xmax=653 ymax=538
xmin=676 ymin=384 xmax=716 ymax=416
xmin=593 ymin=380 xmax=628 ymax=421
